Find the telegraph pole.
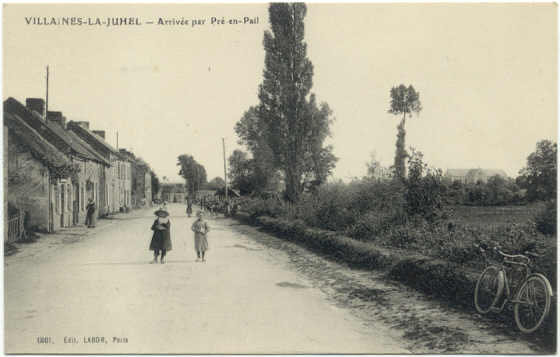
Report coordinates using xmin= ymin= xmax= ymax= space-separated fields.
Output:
xmin=222 ymin=137 xmax=229 ymax=215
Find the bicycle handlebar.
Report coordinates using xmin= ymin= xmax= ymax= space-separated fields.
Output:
xmin=494 ymin=247 xmax=530 ymax=261
xmin=473 ymin=243 xmax=532 ymax=262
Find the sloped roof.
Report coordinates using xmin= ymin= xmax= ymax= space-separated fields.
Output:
xmin=67 ymin=121 xmax=122 ymax=158
xmin=446 ymin=168 xmax=508 ymax=178
xmin=3 ymin=97 xmax=101 ymax=163
xmin=478 ymin=169 xmax=508 ymax=177
xmin=66 ymin=130 xmax=111 ymax=166
xmin=4 ymin=112 xmax=72 ymax=170
xmin=445 ymin=169 xmax=471 ymax=177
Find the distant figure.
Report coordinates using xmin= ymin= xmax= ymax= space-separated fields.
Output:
xmin=186 ymin=197 xmax=193 ymax=217
xmin=191 ymin=211 xmax=210 ymax=262
xmin=150 ymin=208 xmax=172 ymax=264
xmin=85 ymin=198 xmax=97 ymax=228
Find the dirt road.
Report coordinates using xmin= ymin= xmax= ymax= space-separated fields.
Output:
xmin=4 ymin=204 xmax=546 ymax=353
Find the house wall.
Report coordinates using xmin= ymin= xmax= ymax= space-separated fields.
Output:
xmin=74 ymin=159 xmax=101 ymax=222
xmin=105 ymin=155 xmax=119 ymax=214
xmin=7 ymin=138 xmax=51 ymax=232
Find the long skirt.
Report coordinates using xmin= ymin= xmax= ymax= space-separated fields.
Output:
xmin=86 ymin=211 xmax=97 ymax=227
xmin=150 ymin=230 xmax=172 ymax=251
xmin=194 ymin=233 xmax=208 ymax=252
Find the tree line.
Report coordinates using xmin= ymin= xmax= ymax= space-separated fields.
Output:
xmin=184 ymin=3 xmax=557 ymax=217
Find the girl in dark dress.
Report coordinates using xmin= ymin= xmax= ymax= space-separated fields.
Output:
xmin=149 ymin=208 xmax=172 ymax=264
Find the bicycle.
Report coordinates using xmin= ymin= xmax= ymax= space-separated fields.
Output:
xmin=473 ymin=243 xmax=553 ymax=333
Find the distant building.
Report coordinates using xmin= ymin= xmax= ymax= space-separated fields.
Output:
xmin=445 ymin=168 xmax=508 ymax=184
xmin=368 ymin=166 xmax=393 ymax=182
xmin=160 ymin=182 xmax=186 ymax=203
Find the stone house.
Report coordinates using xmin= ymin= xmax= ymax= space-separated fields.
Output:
xmin=116 ymin=152 xmax=132 ymax=211
xmin=4 ymin=107 xmax=74 ymax=234
xmin=67 ymin=122 xmax=130 ymax=215
xmin=119 ymin=149 xmax=153 ymax=208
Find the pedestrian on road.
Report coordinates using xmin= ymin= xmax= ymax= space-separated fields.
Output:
xmin=149 ymin=208 xmax=172 ymax=264
xmin=191 ymin=211 xmax=210 ymax=262
xmin=85 ymin=198 xmax=97 ymax=228
xmin=186 ymin=197 xmax=193 ymax=217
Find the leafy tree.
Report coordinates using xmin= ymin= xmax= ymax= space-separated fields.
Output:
xmin=228 ymin=150 xmax=253 ymax=194
xmin=205 ymin=177 xmax=225 ymax=190
xmin=404 ymin=148 xmax=446 ymax=222
xmin=518 ymin=140 xmax=557 ymax=201
xmin=235 ymin=107 xmax=279 ymax=193
xmin=257 ymin=3 xmax=336 ymax=202
xmin=150 ymin=171 xmax=160 ymax=196
xmin=304 ymin=94 xmax=337 ymax=189
xmin=388 ymin=84 xmax=422 ymax=180
xmin=177 ymin=154 xmax=207 ymax=196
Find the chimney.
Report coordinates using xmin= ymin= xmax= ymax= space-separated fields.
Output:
xmin=92 ymin=130 xmax=106 ymax=139
xmin=25 ymin=98 xmax=45 ymax=119
xmin=75 ymin=121 xmax=90 ymax=129
xmin=46 ymin=111 xmax=66 ymax=128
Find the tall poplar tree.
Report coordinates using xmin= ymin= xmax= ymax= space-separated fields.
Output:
xmin=258 ymin=3 xmax=334 ymax=202
xmin=388 ymin=84 xmax=422 ymax=180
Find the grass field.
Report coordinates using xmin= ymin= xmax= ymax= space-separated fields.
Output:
xmin=448 ymin=203 xmax=545 ymax=227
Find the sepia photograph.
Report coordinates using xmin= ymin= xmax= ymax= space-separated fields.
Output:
xmin=2 ymin=2 xmax=558 ymax=354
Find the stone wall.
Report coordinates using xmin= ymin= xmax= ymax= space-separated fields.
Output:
xmin=7 ymin=139 xmax=50 ymax=232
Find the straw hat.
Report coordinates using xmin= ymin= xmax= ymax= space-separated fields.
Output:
xmin=154 ymin=208 xmax=169 ymax=218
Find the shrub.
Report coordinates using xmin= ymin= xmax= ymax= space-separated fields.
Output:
xmin=534 ymin=199 xmax=557 ymax=235
xmin=238 ymin=197 xmax=288 ymax=218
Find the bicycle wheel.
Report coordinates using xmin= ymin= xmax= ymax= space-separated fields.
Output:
xmin=514 ymin=274 xmax=551 ymax=333
xmin=475 ymin=265 xmax=503 ymax=314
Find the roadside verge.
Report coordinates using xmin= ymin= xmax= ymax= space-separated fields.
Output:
xmin=233 ymin=212 xmax=556 ymax=348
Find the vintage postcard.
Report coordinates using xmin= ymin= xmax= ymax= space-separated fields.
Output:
xmin=3 ymin=2 xmax=557 ymax=354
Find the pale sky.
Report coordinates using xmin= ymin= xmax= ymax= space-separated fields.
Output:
xmin=3 ymin=3 xmax=557 ymax=182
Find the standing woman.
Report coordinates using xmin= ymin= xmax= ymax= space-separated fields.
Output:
xmin=149 ymin=208 xmax=172 ymax=264
xmin=191 ymin=211 xmax=210 ymax=262
xmin=85 ymin=198 xmax=97 ymax=228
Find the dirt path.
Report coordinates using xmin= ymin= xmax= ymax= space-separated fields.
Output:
xmin=5 ymin=204 xmax=408 ymax=354
xmin=225 ymin=216 xmax=550 ymax=354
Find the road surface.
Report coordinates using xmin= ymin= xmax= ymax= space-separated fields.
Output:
xmin=5 ymin=204 xmax=546 ymax=353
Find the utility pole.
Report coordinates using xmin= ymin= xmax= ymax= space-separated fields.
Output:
xmin=222 ymin=137 xmax=229 ymax=215
xmin=45 ymin=65 xmax=49 ymax=119
xmin=116 ymin=131 xmax=119 ymax=149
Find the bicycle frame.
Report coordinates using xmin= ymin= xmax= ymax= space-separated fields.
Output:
xmin=488 ymin=259 xmax=531 ymax=312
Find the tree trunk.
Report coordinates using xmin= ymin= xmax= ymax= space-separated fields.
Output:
xmin=284 ymin=165 xmax=302 ymax=203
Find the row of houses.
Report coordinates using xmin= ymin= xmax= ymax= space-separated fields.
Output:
xmin=4 ymin=97 xmax=155 ymax=241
